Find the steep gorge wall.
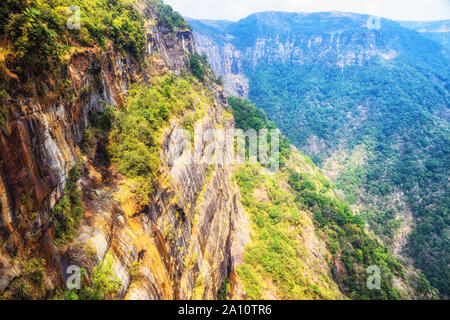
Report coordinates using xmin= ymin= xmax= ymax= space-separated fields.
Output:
xmin=189 ymin=12 xmax=450 ymax=299
xmin=0 ymin=4 xmax=246 ymax=299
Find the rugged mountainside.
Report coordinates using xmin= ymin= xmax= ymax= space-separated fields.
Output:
xmin=190 ymin=11 xmax=450 ymax=298
xmin=189 ymin=12 xmax=449 ymax=96
xmin=399 ymin=20 xmax=450 ymax=50
xmin=0 ymin=1 xmax=438 ymax=300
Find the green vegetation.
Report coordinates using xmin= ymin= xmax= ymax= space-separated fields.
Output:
xmin=217 ymin=277 xmax=230 ymax=300
xmin=228 ymin=96 xmax=274 ymax=131
xmin=107 ymin=75 xmax=211 ymax=197
xmin=1 ymin=0 xmax=147 ymax=77
xmin=228 ymin=96 xmax=291 ymax=168
xmin=6 ymin=258 xmax=46 ymax=299
xmin=288 ymin=169 xmax=406 ymax=299
xmin=189 ymin=53 xmax=206 ymax=82
xmin=80 ymin=106 xmax=115 ymax=159
xmin=154 ymin=0 xmax=190 ymax=31
xmin=188 ymin=50 xmax=223 ymax=84
xmin=235 ymin=160 xmax=408 ymax=300
xmin=231 ymin=97 xmax=341 ymax=299
xmin=52 ymin=163 xmax=83 ymax=247
xmin=289 ymin=172 xmax=317 ymax=192
xmin=235 ymin=165 xmax=342 ymax=299
xmin=64 ymin=253 xmax=121 ymax=300
xmin=191 ymin=12 xmax=449 ymax=297
xmin=249 ymin=62 xmax=450 ymax=297
xmin=189 ymin=52 xmax=223 ymax=84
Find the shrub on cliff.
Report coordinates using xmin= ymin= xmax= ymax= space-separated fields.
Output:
xmin=6 ymin=5 xmax=64 ymax=73
xmin=64 ymin=253 xmax=121 ymax=300
xmin=228 ymin=96 xmax=291 ymax=167
xmin=6 ymin=258 xmax=46 ymax=299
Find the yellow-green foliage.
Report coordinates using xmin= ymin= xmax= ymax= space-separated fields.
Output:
xmin=184 ymin=252 xmax=198 ymax=270
xmin=153 ymin=0 xmax=191 ymax=32
xmin=107 ymin=75 xmax=212 ymax=197
xmin=234 ymin=164 xmax=343 ymax=300
xmin=217 ymin=277 xmax=231 ymax=300
xmin=182 ymin=109 xmax=207 ymax=143
xmin=193 ymin=274 xmax=205 ymax=300
xmin=285 ymin=153 xmax=405 ymax=300
xmin=235 ymin=150 xmax=406 ymax=300
xmin=64 ymin=253 xmax=121 ymax=300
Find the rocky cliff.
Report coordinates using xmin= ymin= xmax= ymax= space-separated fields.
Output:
xmin=0 ymin=2 xmax=247 ymax=299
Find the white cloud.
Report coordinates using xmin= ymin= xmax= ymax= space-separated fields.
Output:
xmin=163 ymin=0 xmax=450 ymax=21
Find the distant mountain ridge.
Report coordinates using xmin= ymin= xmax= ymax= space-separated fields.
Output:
xmin=187 ymin=11 xmax=449 ymax=96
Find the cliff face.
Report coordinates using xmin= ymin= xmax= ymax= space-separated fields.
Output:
xmin=399 ymin=20 xmax=450 ymax=50
xmin=192 ymin=32 xmax=250 ymax=97
xmin=189 ymin=12 xmax=391 ymax=97
xmin=2 ymin=2 xmax=442 ymax=300
xmin=0 ymin=4 xmax=246 ymax=299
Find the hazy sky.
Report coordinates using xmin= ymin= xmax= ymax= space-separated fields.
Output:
xmin=163 ymin=0 xmax=450 ymax=21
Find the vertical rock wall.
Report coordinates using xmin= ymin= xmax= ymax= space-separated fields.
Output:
xmin=0 ymin=4 xmax=247 ymax=299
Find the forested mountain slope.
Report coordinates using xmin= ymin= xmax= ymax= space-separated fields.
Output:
xmin=0 ymin=0 xmax=432 ymax=300
xmin=0 ymin=0 xmax=424 ymax=300
xmin=227 ymin=97 xmax=423 ymax=300
xmin=190 ymin=12 xmax=450 ymax=298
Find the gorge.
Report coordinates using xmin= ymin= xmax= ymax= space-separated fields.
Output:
xmin=189 ymin=11 xmax=450 ymax=298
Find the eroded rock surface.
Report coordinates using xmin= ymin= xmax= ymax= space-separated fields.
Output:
xmin=0 ymin=4 xmax=246 ymax=300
